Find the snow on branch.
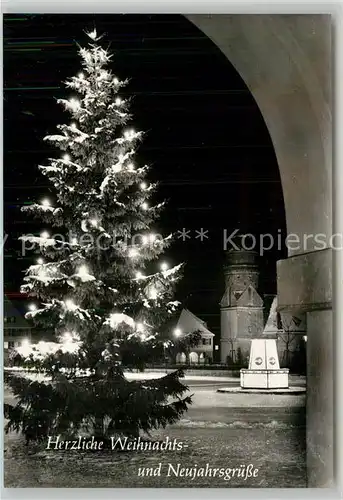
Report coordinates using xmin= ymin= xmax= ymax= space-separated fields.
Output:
xmin=104 ymin=313 xmax=135 ymax=331
xmin=19 ymin=235 xmax=59 ymax=248
xmin=44 ymin=134 xmax=68 ymax=143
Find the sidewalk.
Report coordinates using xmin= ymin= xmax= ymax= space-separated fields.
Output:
xmin=4 ymin=366 xmax=306 ymax=385
xmin=124 ymin=371 xmax=306 ymax=385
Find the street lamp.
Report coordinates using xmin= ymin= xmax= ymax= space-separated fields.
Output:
xmin=174 ymin=328 xmax=182 ymax=338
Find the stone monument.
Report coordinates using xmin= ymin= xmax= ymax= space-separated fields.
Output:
xmin=240 ymin=338 xmax=289 ymax=389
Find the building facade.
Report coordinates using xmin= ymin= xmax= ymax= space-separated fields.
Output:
xmin=263 ymin=296 xmax=307 ymax=370
xmin=220 ymin=250 xmax=264 ymax=364
xmin=4 ymin=296 xmax=32 ymax=363
xmin=174 ymin=309 xmax=214 ymax=364
xmin=219 ymin=250 xmax=307 ymax=371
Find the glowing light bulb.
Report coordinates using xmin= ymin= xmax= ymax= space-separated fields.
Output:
xmin=140 ymin=182 xmax=147 ymax=190
xmin=63 ymin=154 xmax=71 ymax=161
xmin=40 ymin=231 xmax=50 ymax=239
xmin=71 ymin=122 xmax=77 ymax=130
xmin=128 ymin=163 xmax=134 ymax=171
xmin=37 ymin=257 xmax=44 ymax=265
xmin=78 ymin=72 xmax=84 ymax=79
xmin=69 ymin=98 xmax=80 ymax=110
xmin=136 ymin=322 xmax=144 ymax=332
xmin=142 ymin=235 xmax=148 ymax=245
xmin=128 ymin=248 xmax=139 ymax=258
xmin=149 ymin=287 xmax=157 ymax=300
xmin=90 ymin=218 xmax=98 ymax=227
xmin=141 ymin=202 xmax=148 ymax=211
xmin=141 ymin=333 xmax=146 ymax=341
xmin=41 ymin=198 xmax=50 ymax=207
xmin=17 ymin=338 xmax=32 ymax=357
xmin=160 ymin=262 xmax=168 ymax=272
xmin=77 ymin=265 xmax=89 ymax=276
xmin=149 ymin=234 xmax=156 ymax=243
xmin=136 ymin=271 xmax=144 ymax=279
xmin=62 ymin=332 xmax=72 ymax=343
xmin=174 ymin=328 xmax=182 ymax=337
xmin=28 ymin=303 xmax=37 ymax=312
xmin=114 ymin=78 xmax=119 ymax=85
xmin=124 ymin=129 xmax=135 ymax=140
xmin=65 ymin=299 xmax=77 ymax=311
xmin=71 ymin=237 xmax=78 ymax=245
xmin=115 ymin=97 xmax=122 ymax=106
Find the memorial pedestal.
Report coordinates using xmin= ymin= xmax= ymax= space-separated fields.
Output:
xmin=240 ymin=338 xmax=289 ymax=389
xmin=240 ymin=368 xmax=289 ymax=389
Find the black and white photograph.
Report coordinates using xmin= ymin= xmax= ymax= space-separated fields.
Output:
xmin=2 ymin=12 xmax=333 ymax=489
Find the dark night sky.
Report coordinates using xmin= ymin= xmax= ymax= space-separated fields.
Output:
xmin=3 ymin=14 xmax=287 ymax=339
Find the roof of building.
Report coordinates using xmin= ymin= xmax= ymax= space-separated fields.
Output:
xmin=176 ymin=308 xmax=215 ymax=337
xmin=220 ymin=284 xmax=263 ymax=308
xmin=236 ymin=285 xmax=264 ymax=307
xmin=263 ymin=296 xmax=306 ymax=335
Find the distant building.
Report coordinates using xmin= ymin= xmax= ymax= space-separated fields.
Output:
xmin=173 ymin=309 xmax=214 ymax=364
xmin=4 ymin=295 xmax=32 ymax=362
xmin=219 ymin=250 xmax=307 ymax=371
xmin=263 ymin=296 xmax=307 ymax=368
xmin=220 ymin=250 xmax=264 ymax=364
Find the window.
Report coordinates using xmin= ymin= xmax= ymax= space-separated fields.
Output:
xmin=276 ymin=312 xmax=282 ymax=330
xmin=6 ymin=329 xmax=16 ymax=337
xmin=4 ymin=342 xmax=8 ymax=349
xmin=8 ymin=341 xmax=15 ymax=348
xmin=202 ymin=338 xmax=211 ymax=346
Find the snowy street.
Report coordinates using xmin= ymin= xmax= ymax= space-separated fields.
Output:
xmin=4 ymin=378 xmax=306 ymax=487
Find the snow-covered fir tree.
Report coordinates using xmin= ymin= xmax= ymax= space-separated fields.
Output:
xmin=5 ymin=29 xmax=191 ymax=444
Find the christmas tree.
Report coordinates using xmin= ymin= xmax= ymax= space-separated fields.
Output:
xmin=5 ymin=29 xmax=192 ymax=444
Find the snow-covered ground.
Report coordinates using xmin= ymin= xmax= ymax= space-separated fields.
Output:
xmin=4 ymin=367 xmax=306 ymax=385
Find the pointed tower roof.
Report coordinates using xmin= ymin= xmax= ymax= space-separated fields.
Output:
xmin=236 ymin=285 xmax=263 ymax=307
xmin=220 ymin=288 xmax=231 ymax=307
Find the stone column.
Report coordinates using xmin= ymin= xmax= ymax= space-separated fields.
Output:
xmin=277 ymin=248 xmax=333 ymax=487
xmin=185 ymin=14 xmax=332 ymax=485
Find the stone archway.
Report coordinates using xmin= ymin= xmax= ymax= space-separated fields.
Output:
xmin=189 ymin=352 xmax=199 ymax=364
xmin=176 ymin=352 xmax=187 ymax=364
xmin=186 ymin=14 xmax=332 ymax=487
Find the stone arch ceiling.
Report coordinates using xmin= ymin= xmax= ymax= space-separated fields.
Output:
xmin=185 ymin=14 xmax=332 ymax=254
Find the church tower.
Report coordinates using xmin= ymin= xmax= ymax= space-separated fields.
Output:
xmin=220 ymin=250 xmax=264 ymax=364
